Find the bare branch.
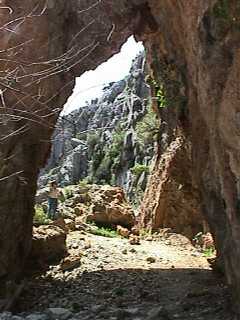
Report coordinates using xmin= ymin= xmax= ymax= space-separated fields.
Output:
xmin=107 ymin=24 xmax=115 ymax=42
xmin=78 ymin=0 xmax=102 ymax=14
xmin=0 ymin=171 xmax=24 ymax=182
xmin=0 ymin=125 xmax=28 ymax=142
xmin=0 ymin=6 xmax=13 ymax=15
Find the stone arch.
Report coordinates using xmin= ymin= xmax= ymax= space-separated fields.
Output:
xmin=1 ymin=0 xmax=240 ymax=313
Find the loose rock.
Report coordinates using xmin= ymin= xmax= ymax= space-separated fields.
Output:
xmin=47 ymin=308 xmax=72 ymax=320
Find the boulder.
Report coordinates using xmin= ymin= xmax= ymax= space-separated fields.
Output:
xmin=35 ymin=188 xmax=49 ymax=205
xmin=60 ymin=253 xmax=81 ymax=271
xmin=50 ymin=218 xmax=69 ymax=234
xmin=25 ymin=314 xmax=48 ymax=320
xmin=47 ymin=308 xmax=72 ymax=320
xmin=64 ymin=219 xmax=75 ymax=232
xmin=86 ymin=186 xmax=135 ymax=228
xmin=74 ymin=206 xmax=86 ymax=216
xmin=31 ymin=225 xmax=67 ymax=264
xmin=52 ymin=218 xmax=75 ymax=232
xmin=129 ymin=235 xmax=140 ymax=245
xmin=131 ymin=226 xmax=140 ymax=236
xmin=117 ymin=225 xmax=130 ymax=238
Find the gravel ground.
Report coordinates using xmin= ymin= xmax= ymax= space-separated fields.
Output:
xmin=12 ymin=231 xmax=233 ymax=320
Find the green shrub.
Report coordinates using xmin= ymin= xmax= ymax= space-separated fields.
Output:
xmin=139 ymin=228 xmax=152 ymax=238
xmin=87 ymin=132 xmax=100 ymax=155
xmin=156 ymin=84 xmax=167 ymax=108
xmin=34 ymin=205 xmax=50 ymax=225
xmin=89 ymin=225 xmax=118 ymax=238
xmin=110 ymin=130 xmax=124 ymax=156
xmin=78 ymin=178 xmax=91 ymax=188
xmin=94 ymin=154 xmax=112 ymax=183
xmin=76 ymin=132 xmax=87 ymax=141
xmin=212 ymin=0 xmax=240 ymax=32
xmin=131 ymin=163 xmax=149 ymax=177
xmin=89 ymin=148 xmax=105 ymax=175
xmin=63 ymin=186 xmax=74 ymax=199
xmin=88 ymin=128 xmax=125 ymax=185
xmin=203 ymin=247 xmax=215 ymax=257
xmin=146 ymin=76 xmax=167 ymax=109
xmin=135 ymin=107 xmax=159 ymax=146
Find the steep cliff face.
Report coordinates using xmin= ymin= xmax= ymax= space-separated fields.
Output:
xmin=39 ymin=53 xmax=155 ymax=204
xmin=1 ymin=0 xmax=240 ymax=314
xmin=0 ymin=0 xmax=136 ymax=289
xmin=140 ymin=135 xmax=203 ymax=239
xmin=141 ymin=0 xmax=240 ymax=312
xmin=139 ymin=46 xmax=204 ymax=239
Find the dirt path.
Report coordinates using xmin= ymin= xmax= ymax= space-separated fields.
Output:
xmin=18 ymin=231 xmax=232 ymax=320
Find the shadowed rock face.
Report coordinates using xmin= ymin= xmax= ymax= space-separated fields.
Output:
xmin=0 ymin=0 xmax=136 ymax=287
xmin=141 ymin=0 xmax=240 ymax=312
xmin=1 ymin=0 xmax=240 ymax=313
xmin=139 ymin=134 xmax=204 ymax=239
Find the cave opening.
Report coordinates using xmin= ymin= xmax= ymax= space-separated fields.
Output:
xmin=28 ymin=31 xmax=225 ymax=320
xmin=37 ymin=35 xmax=152 ymax=208
xmin=0 ymin=0 xmax=236 ymax=316
xmin=34 ymin=31 xmax=210 ymax=257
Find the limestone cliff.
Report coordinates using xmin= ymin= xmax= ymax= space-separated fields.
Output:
xmin=1 ymin=0 xmax=240 ymax=314
xmin=39 ymin=51 xmax=204 ymax=240
xmin=39 ymin=53 xmax=155 ymax=205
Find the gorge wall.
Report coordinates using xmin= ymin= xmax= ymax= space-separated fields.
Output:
xmin=1 ymin=0 xmax=240 ymax=314
xmin=39 ymin=52 xmax=204 ymax=238
xmin=0 ymin=0 xmax=134 ymax=288
xmin=141 ymin=0 xmax=240 ymax=311
xmin=39 ymin=53 xmax=155 ymax=206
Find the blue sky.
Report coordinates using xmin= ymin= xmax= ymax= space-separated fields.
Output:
xmin=63 ymin=36 xmax=144 ymax=114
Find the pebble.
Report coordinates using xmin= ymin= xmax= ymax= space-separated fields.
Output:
xmin=47 ymin=308 xmax=72 ymax=320
xmin=0 ymin=313 xmax=13 ymax=320
xmin=145 ymin=236 xmax=153 ymax=241
xmin=146 ymin=256 xmax=156 ymax=263
xmin=146 ymin=306 xmax=169 ymax=320
xmin=26 ymin=314 xmax=48 ymax=320
xmin=71 ymin=244 xmax=79 ymax=249
xmin=90 ymin=305 xmax=105 ymax=313
xmin=12 ymin=317 xmax=24 ymax=320
xmin=125 ymin=307 xmax=139 ymax=315
xmin=191 ymin=252 xmax=201 ymax=257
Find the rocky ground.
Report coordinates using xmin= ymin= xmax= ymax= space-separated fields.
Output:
xmin=2 ymin=230 xmax=232 ymax=320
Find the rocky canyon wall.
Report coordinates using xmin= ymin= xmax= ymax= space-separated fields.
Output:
xmin=1 ymin=0 xmax=240 ymax=314
xmin=141 ymin=0 xmax=240 ymax=312
xmin=139 ymin=43 xmax=204 ymax=239
xmin=38 ymin=53 xmax=154 ymax=206
xmin=0 ymin=0 xmax=135 ymax=289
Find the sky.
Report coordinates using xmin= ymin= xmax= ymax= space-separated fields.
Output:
xmin=62 ymin=36 xmax=144 ymax=114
